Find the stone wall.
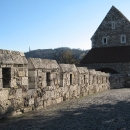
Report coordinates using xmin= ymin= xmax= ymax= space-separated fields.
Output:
xmin=81 ymin=62 xmax=130 ymax=75
xmin=81 ymin=63 xmax=130 ymax=89
xmin=0 ymin=57 xmax=110 ymax=118
xmin=91 ymin=6 xmax=130 ymax=48
xmin=109 ymin=74 xmax=124 ymax=89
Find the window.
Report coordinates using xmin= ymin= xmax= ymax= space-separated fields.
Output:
xmin=102 ymin=37 xmax=107 ymax=44
xmin=111 ymin=22 xmax=115 ymax=29
xmin=121 ymin=35 xmax=126 ymax=43
xmin=70 ymin=74 xmax=72 ymax=85
xmin=84 ymin=75 xmax=86 ymax=84
xmin=2 ymin=68 xmax=11 ymax=88
xmin=46 ymin=72 xmax=50 ymax=86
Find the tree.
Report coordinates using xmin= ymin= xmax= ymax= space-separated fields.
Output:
xmin=54 ymin=49 xmax=80 ymax=65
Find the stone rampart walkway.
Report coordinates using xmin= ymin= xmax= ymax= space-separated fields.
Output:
xmin=0 ymin=89 xmax=130 ymax=130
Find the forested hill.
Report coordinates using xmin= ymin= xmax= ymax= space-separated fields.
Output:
xmin=24 ymin=47 xmax=89 ymax=65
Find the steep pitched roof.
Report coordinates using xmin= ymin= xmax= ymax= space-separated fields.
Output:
xmin=80 ymin=46 xmax=130 ymax=63
xmin=59 ymin=64 xmax=77 ymax=72
xmin=112 ymin=6 xmax=130 ymax=22
xmin=77 ymin=67 xmax=88 ymax=74
xmin=91 ymin=6 xmax=130 ymax=39
xmin=0 ymin=49 xmax=28 ymax=64
xmin=28 ymin=58 xmax=59 ymax=69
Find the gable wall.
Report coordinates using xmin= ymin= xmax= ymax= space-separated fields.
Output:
xmin=92 ymin=6 xmax=130 ymax=48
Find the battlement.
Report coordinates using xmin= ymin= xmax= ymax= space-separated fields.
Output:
xmin=0 ymin=49 xmax=113 ymax=118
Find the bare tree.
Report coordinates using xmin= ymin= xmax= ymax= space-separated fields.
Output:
xmin=54 ymin=49 xmax=79 ymax=65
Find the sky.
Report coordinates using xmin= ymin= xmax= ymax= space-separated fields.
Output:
xmin=0 ymin=0 xmax=130 ymax=52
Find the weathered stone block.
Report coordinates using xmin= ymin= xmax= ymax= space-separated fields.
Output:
xmin=29 ymin=98 xmax=34 ymax=105
xmin=0 ymin=89 xmax=9 ymax=102
xmin=0 ymin=69 xmax=2 ymax=78
xmin=44 ymin=91 xmax=51 ymax=100
xmin=43 ymin=86 xmax=55 ymax=91
xmin=56 ymin=97 xmax=63 ymax=104
xmin=37 ymin=70 xmax=42 ymax=77
xmin=18 ymin=71 xmax=25 ymax=77
xmin=36 ymin=106 xmax=43 ymax=110
xmin=10 ymin=79 xmax=17 ymax=88
xmin=15 ymin=88 xmax=22 ymax=98
xmin=63 ymin=92 xmax=69 ymax=101
xmin=0 ymin=79 xmax=3 ymax=89
xmin=10 ymin=98 xmax=23 ymax=109
xmin=11 ymin=111 xmax=22 ymax=116
xmin=20 ymin=52 xmax=25 ymax=56
xmin=37 ymin=101 xmax=43 ymax=106
xmin=52 ymin=99 xmax=57 ymax=105
xmin=23 ymin=106 xmax=32 ymax=113
xmin=43 ymin=100 xmax=52 ymax=107
xmin=27 ymin=89 xmax=37 ymax=97
xmin=50 ymin=91 xmax=55 ymax=99
xmin=22 ymin=77 xmax=28 ymax=85
xmin=35 ymin=97 xmax=42 ymax=103
xmin=0 ymin=100 xmax=12 ymax=116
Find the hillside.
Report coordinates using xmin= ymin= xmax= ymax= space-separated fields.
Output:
xmin=25 ymin=47 xmax=89 ymax=64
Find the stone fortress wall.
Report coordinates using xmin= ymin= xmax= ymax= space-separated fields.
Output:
xmin=0 ymin=49 xmax=111 ymax=118
xmin=81 ymin=63 xmax=127 ymax=89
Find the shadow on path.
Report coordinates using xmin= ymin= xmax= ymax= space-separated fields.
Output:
xmin=0 ymin=99 xmax=130 ymax=130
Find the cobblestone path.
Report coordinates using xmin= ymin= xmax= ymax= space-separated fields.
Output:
xmin=0 ymin=89 xmax=130 ymax=130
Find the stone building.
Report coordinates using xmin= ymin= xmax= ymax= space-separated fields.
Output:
xmin=0 ymin=50 xmax=28 ymax=117
xmin=28 ymin=58 xmax=60 ymax=89
xmin=0 ymin=50 xmax=28 ymax=89
xmin=80 ymin=6 xmax=130 ymax=76
xmin=77 ymin=67 xmax=89 ymax=96
xmin=59 ymin=64 xmax=79 ymax=100
xmin=28 ymin=58 xmax=62 ymax=108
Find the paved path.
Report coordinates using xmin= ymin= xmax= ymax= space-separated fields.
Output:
xmin=0 ymin=89 xmax=130 ymax=130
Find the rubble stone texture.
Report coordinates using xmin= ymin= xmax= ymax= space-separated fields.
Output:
xmin=0 ymin=52 xmax=110 ymax=118
xmin=80 ymin=6 xmax=130 ymax=86
xmin=0 ymin=89 xmax=130 ymax=130
xmin=91 ymin=6 xmax=130 ymax=48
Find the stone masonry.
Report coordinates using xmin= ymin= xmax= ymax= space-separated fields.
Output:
xmin=80 ymin=6 xmax=130 ymax=85
xmin=1 ymin=6 xmax=128 ymax=118
xmin=91 ymin=6 xmax=130 ymax=48
xmin=0 ymin=50 xmax=110 ymax=118
xmin=1 ymin=89 xmax=130 ymax=130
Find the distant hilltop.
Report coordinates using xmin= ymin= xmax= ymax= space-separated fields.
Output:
xmin=25 ymin=47 xmax=89 ymax=64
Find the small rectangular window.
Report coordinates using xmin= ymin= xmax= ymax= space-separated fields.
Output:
xmin=122 ymin=37 xmax=125 ymax=42
xmin=112 ymin=22 xmax=115 ymax=29
xmin=2 ymin=68 xmax=11 ymax=88
xmin=70 ymin=74 xmax=72 ymax=85
xmin=46 ymin=72 xmax=50 ymax=86
xmin=84 ymin=75 xmax=86 ymax=84
xmin=102 ymin=37 xmax=107 ymax=44
xmin=121 ymin=35 xmax=126 ymax=43
xmin=104 ymin=38 xmax=106 ymax=43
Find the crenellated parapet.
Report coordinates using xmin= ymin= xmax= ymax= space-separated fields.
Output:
xmin=0 ymin=51 xmax=111 ymax=118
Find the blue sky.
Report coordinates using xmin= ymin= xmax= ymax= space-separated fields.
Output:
xmin=0 ymin=0 xmax=130 ymax=52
